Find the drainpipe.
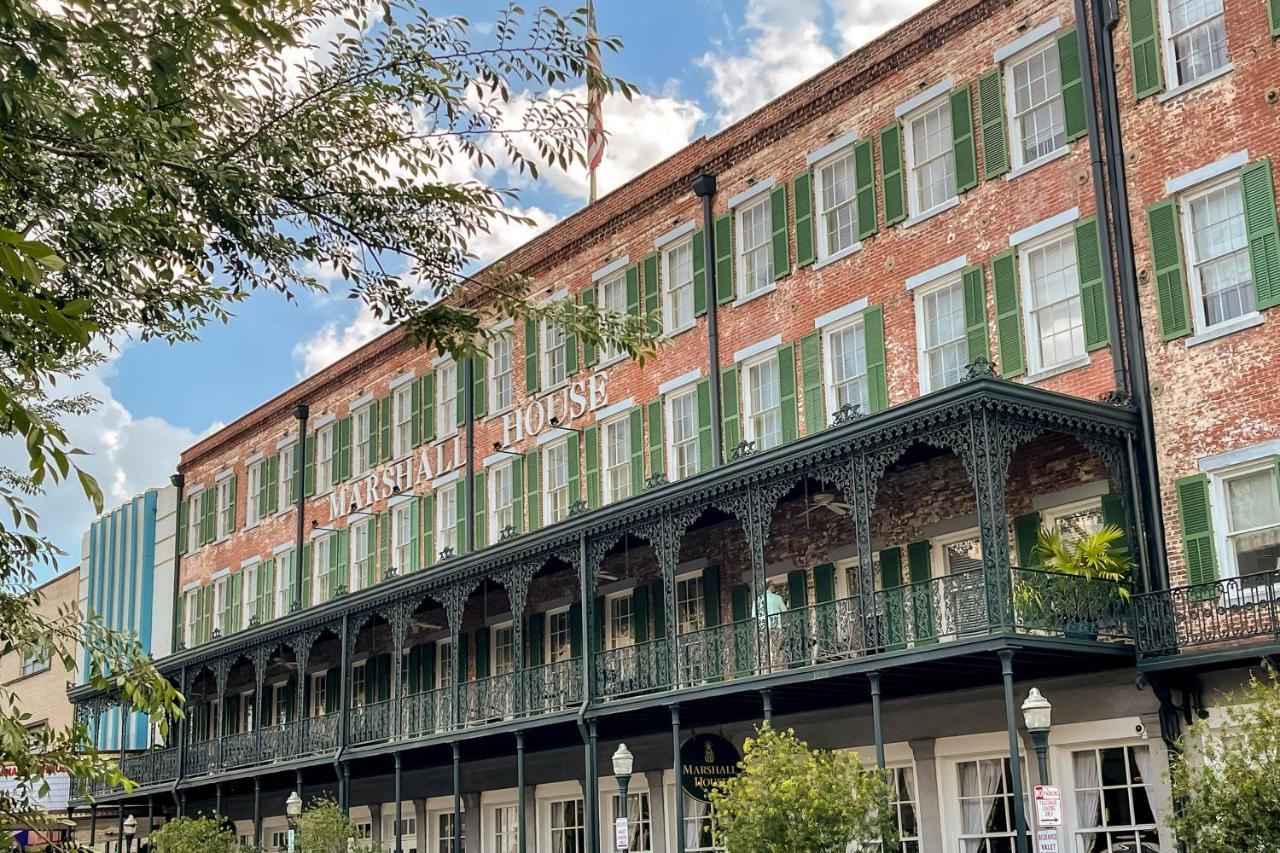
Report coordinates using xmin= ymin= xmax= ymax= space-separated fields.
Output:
xmin=463 ymin=356 xmax=476 ymax=552
xmin=333 ymin=611 xmax=348 ymax=802
xmin=690 ymin=173 xmax=723 ymax=467
xmin=574 ymin=531 xmax=599 ymax=852
xmin=170 ymin=663 xmax=186 ymax=811
xmin=1088 ymin=0 xmax=1170 ymax=588
xmin=1071 ymin=0 xmax=1127 ymax=395
xmin=293 ymin=405 xmax=309 ymax=603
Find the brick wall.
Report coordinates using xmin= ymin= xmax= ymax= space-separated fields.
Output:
xmin=1 ymin=569 xmax=79 ymax=731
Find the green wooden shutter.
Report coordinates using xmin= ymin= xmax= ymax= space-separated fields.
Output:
xmin=420 ymin=373 xmax=435 ymax=444
xmin=584 ymin=424 xmax=601 ymax=509
xmin=692 ymin=229 xmax=708 ymax=317
xmin=649 ymin=581 xmax=666 ymax=640
xmin=701 ymin=566 xmax=721 ymax=627
xmin=455 ymin=362 xmax=467 ymax=429
xmin=592 ymin=597 xmax=605 ymax=654
xmin=458 ymin=633 xmax=469 ymax=683
xmin=770 ymin=184 xmax=790 ymax=280
xmin=906 ymin=540 xmax=935 ymax=642
xmin=475 ymin=627 xmax=491 ymax=679
xmin=581 ymin=286 xmax=598 ymax=368
xmin=720 ymin=365 xmax=740 ymax=456
xmin=777 ymin=343 xmax=798 ymax=443
xmin=410 ymin=377 xmax=422 ymax=447
xmin=1129 ymin=0 xmax=1164 ymax=100
xmin=879 ymin=548 xmax=903 ymax=589
xmin=527 ymin=613 xmax=545 ymax=667
xmin=524 ymin=318 xmax=540 ymax=394
xmin=420 ymin=494 xmax=434 ymax=568
xmin=978 ymin=68 xmax=1009 ymax=179
xmin=643 ymin=252 xmax=661 ymax=334
xmin=407 ymin=497 xmax=421 ymax=569
xmin=564 ymin=318 xmax=578 ymax=378
xmin=1270 ymin=0 xmax=1280 ymax=35
xmin=455 ymin=479 xmax=469 ymax=556
xmin=201 ymin=585 xmax=214 ymax=643
xmin=1242 ymin=159 xmax=1280 ymax=309
xmin=569 ymin=602 xmax=583 ymax=659
xmin=1057 ymin=29 xmax=1087 ymax=141
xmin=337 ymin=416 xmax=352 ymax=482
xmin=800 ymin=331 xmax=824 ymax=433
xmin=201 ymin=489 xmax=216 ymax=543
xmin=380 ymin=395 xmax=393 ymax=462
xmin=633 ymin=587 xmax=650 ymax=643
xmin=1176 ymin=474 xmax=1218 ymax=589
xmin=962 ymin=264 xmax=990 ymax=364
xmin=472 ymin=356 xmax=487 ymax=419
xmin=1013 ymin=512 xmax=1042 ymax=568
xmin=177 ymin=497 xmax=187 ymax=555
xmin=786 ymin=570 xmax=808 ymax=609
xmin=1100 ymin=493 xmax=1130 ymax=558
xmin=510 ymin=459 xmax=524 ymax=535
xmin=1146 ymin=200 xmax=1191 ymax=339
xmin=407 ymin=647 xmax=421 ymax=694
xmin=1075 ymin=217 xmax=1109 ymax=350
xmin=524 ymin=450 xmax=541 ymax=531
xmin=863 ymin=305 xmax=888 ymax=413
xmin=646 ymin=398 xmax=664 ymax=483
xmin=714 ymin=213 xmax=734 ymax=304
xmin=992 ymin=250 xmax=1026 ymax=377
xmin=301 ymin=543 xmax=313 ymax=609
xmin=880 ymin=123 xmax=906 ymax=225
xmin=227 ymin=577 xmax=242 ymax=635
xmin=813 ymin=564 xmax=836 ymax=603
xmin=303 ymin=437 xmax=315 ymax=497
xmin=627 ymin=406 xmax=644 ymax=497
xmin=257 ymin=558 xmax=272 ymax=623
xmin=793 ymin=171 xmax=816 ymax=267
xmin=854 ymin=138 xmax=878 ymax=239
xmin=950 ymin=84 xmax=977 ymax=193
xmin=228 ymin=473 xmax=238 ymax=531
xmin=907 ymin=542 xmax=931 ymax=583
xmin=336 ymin=528 xmax=349 ymax=596
xmin=696 ymin=378 xmax=713 ymax=473
xmin=626 ymin=263 xmax=641 ymax=319
xmin=421 ymin=641 xmax=436 ymax=692
xmin=566 ymin=433 xmax=581 ymax=514
xmin=473 ymin=472 xmax=486 ymax=548
xmin=174 ymin=593 xmax=186 ymax=646
xmin=291 ymin=443 xmax=303 ymax=503
xmin=377 ymin=510 xmax=391 ymax=577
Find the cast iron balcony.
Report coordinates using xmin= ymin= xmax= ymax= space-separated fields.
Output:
xmin=1132 ymin=569 xmax=1280 ymax=659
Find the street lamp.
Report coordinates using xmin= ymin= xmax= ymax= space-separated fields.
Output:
xmin=286 ymin=791 xmax=303 ymax=853
xmin=612 ymin=743 xmax=634 ymax=850
xmin=1021 ymin=687 xmax=1053 ymax=783
xmin=122 ymin=814 xmax=137 ymax=853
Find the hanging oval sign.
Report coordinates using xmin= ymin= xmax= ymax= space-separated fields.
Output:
xmin=679 ymin=733 xmax=741 ymax=802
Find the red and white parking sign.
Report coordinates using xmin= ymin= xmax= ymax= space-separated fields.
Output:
xmin=1034 ymin=785 xmax=1062 ymax=827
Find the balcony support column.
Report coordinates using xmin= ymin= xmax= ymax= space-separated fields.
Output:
xmin=443 ymin=586 xmax=466 ymax=733
xmin=296 ymin=769 xmax=304 ymax=806
xmin=253 ymin=778 xmax=261 ymax=849
xmin=760 ymin=688 xmax=773 ymax=724
xmin=89 ymin=804 xmax=96 ymax=846
xmin=847 ymin=455 xmax=879 ymax=650
xmin=174 ymin=665 xmax=188 ymax=793
xmin=214 ymin=782 xmax=222 ymax=817
xmin=999 ymin=650 xmax=1030 ymax=853
xmin=289 ymin=633 xmax=318 ymax=756
xmin=971 ymin=408 xmax=1015 ymax=631
xmin=339 ymin=612 xmax=350 ymax=763
xmin=147 ymin=795 xmax=154 ymax=846
xmin=451 ymin=742 xmax=462 ymax=851
xmin=671 ymin=705 xmax=684 ymax=853
xmin=868 ymin=671 xmax=885 ymax=770
xmin=638 ymin=512 xmax=696 ymax=689
xmin=117 ymin=797 xmax=125 ymax=845
xmin=717 ymin=485 xmax=787 ymax=679
xmin=212 ymin=660 xmax=230 ymax=770
xmin=585 ymin=718 xmax=600 ymax=853
xmin=516 ymin=731 xmax=526 ymax=853
xmin=500 ymin=564 xmax=533 ymax=720
xmin=341 ymin=762 xmax=351 ymax=813
xmin=252 ymin=646 xmax=269 ymax=765
xmin=394 ymin=752 xmax=403 ymax=853
xmin=389 ymin=602 xmax=411 ymax=739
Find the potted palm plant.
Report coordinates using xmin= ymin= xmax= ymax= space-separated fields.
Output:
xmin=1015 ymin=525 xmax=1134 ymax=640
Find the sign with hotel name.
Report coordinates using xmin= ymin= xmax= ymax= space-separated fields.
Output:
xmin=327 ymin=371 xmax=610 ymax=520
xmin=679 ymin=733 xmax=741 ymax=802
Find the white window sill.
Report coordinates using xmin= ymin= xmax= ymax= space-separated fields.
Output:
xmin=597 ymin=353 xmax=627 ymax=369
xmin=1023 ymin=353 xmax=1091 ymax=385
xmin=813 ymin=242 xmax=863 ymax=270
xmin=663 ymin=321 xmax=697 ymax=338
xmin=1185 ymin=312 xmax=1264 ymax=347
xmin=487 ymin=404 xmax=515 ymax=420
xmin=434 ymin=430 xmax=459 ymax=445
xmin=902 ymin=197 xmax=960 ymax=229
xmin=1157 ymin=62 xmax=1235 ymax=103
xmin=1004 ymin=147 xmax=1071 ymax=182
xmin=732 ymin=283 xmax=777 ymax=308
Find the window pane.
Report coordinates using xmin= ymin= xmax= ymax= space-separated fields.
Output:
xmin=908 ymin=100 xmax=955 ymax=214
xmin=738 ymin=200 xmax=773 ymax=296
xmin=1168 ymin=0 xmax=1228 ymax=84
xmin=668 ymin=390 xmax=700 ymax=480
xmin=1026 ymin=234 xmax=1084 ymax=369
xmin=1188 ymin=181 xmax=1254 ymax=328
xmin=921 ymin=280 xmax=967 ymax=391
xmin=666 ymin=241 xmax=695 ymax=331
xmin=828 ymin=323 xmax=869 ymax=413
xmin=818 ymin=152 xmax=858 ymax=256
xmin=1010 ymin=44 xmax=1066 ymax=164
xmin=746 ymin=358 xmax=782 ymax=450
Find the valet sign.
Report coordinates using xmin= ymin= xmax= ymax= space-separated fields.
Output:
xmin=680 ymin=734 xmax=741 ymax=802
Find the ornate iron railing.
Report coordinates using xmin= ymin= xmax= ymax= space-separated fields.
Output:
xmin=121 ymin=747 xmax=178 ymax=787
xmin=1011 ymin=566 xmax=1131 ymax=641
xmin=259 ymin=720 xmax=297 ymax=762
xmin=300 ymin=712 xmax=339 ymax=755
xmin=1133 ymin=570 xmax=1280 ymax=657
xmin=181 ymin=737 xmax=216 ymax=776
xmin=402 ymin=688 xmax=451 ymax=737
xmin=350 ymin=699 xmax=394 ymax=745
xmin=460 ymin=673 xmax=517 ymax=726
xmin=221 ymin=729 xmax=258 ymax=769
xmin=596 ymin=638 xmax=669 ymax=701
xmin=520 ymin=658 xmax=582 ymax=714
xmin=775 ymin=595 xmax=869 ymax=667
xmin=675 ymin=618 xmax=758 ymax=687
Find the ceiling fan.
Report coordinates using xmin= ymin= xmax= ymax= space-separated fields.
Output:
xmin=804 ymin=491 xmax=852 ymax=517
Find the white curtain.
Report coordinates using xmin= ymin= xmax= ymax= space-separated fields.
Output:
xmin=1131 ymin=745 xmax=1169 ymax=832
xmin=959 ymin=760 xmax=1004 ymax=853
xmin=684 ymin=794 xmax=707 ymax=849
xmin=1072 ymin=751 xmax=1101 ymax=853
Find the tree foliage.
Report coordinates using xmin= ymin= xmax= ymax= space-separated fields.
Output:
xmin=297 ymin=796 xmax=372 ymax=853
xmin=149 ymin=815 xmax=239 ymax=853
xmin=1169 ymin=667 xmax=1280 ymax=852
xmin=709 ymin=725 xmax=897 ymax=853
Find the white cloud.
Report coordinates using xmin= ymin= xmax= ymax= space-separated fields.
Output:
xmin=292 ymin=301 xmax=390 ymax=377
xmin=0 ymin=347 xmax=206 ymax=578
xmin=697 ymin=0 xmax=836 ymax=127
xmin=828 ymin=0 xmax=936 ymax=56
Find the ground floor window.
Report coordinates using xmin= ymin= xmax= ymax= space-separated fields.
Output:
xmin=956 ymin=756 xmax=1028 ymax=853
xmin=489 ymin=803 xmax=518 ymax=853
xmin=888 ymin=765 xmax=921 ymax=852
xmin=609 ymin=790 xmax=652 ymax=853
xmin=431 ymin=809 xmax=463 ymax=853
xmin=1071 ymin=744 xmax=1159 ymax=853
xmin=682 ymin=794 xmax=722 ymax=852
xmin=548 ymin=797 xmax=585 ymax=853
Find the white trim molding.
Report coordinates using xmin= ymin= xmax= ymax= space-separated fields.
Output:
xmin=1009 ymin=207 xmax=1080 ymax=247
xmin=272 ymin=541 xmax=294 ymax=555
xmin=311 ymin=413 xmax=336 ymax=430
xmin=591 ymin=256 xmax=630 ymax=282
xmin=734 ymin=334 xmax=782 ymax=364
xmin=214 ymin=468 xmax=235 ymax=482
xmin=656 ymin=220 xmax=696 ymax=249
xmin=350 ymin=392 xmax=374 ymax=411
xmin=814 ymin=297 xmax=870 ymax=330
xmin=388 ymin=370 xmax=415 ymax=390
xmin=276 ymin=434 xmax=297 ymax=451
xmin=1165 ymin=149 xmax=1248 ymax=195
xmin=593 ymin=398 xmax=635 ymax=422
xmin=659 ymin=368 xmax=702 ymax=395
xmin=1198 ymin=438 xmax=1280 ymax=473
xmin=805 ymin=131 xmax=859 ymax=166
xmin=895 ymin=76 xmax=955 ymax=118
xmin=727 ymin=177 xmax=776 ymax=210
xmin=535 ymin=426 xmax=575 ymax=447
xmin=240 ymin=555 xmax=262 ymax=569
xmin=432 ymin=469 xmax=461 ymax=489
xmin=484 ymin=451 xmax=519 ymax=468
xmin=906 ymin=255 xmax=968 ymax=291
xmin=993 ymin=18 xmax=1062 ymax=62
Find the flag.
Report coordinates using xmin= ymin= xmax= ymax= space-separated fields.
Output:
xmin=586 ymin=0 xmax=605 ymax=201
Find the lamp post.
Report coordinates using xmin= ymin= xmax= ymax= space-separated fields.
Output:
xmin=122 ymin=814 xmax=137 ymax=853
xmin=611 ymin=743 xmax=634 ymax=851
xmin=286 ymin=791 xmax=303 ymax=853
xmin=1021 ymin=687 xmax=1053 ymax=783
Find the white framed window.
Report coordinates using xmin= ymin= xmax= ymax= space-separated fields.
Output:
xmin=216 ymin=477 xmax=235 ymax=539
xmin=916 ymin=276 xmax=968 ymax=393
xmin=824 ymin=318 xmax=869 ymax=417
xmin=666 ymin=388 xmax=700 ymax=481
xmin=814 ymin=149 xmax=858 ymax=259
xmin=436 ymin=640 xmax=453 ymax=690
xmin=394 ymin=383 xmax=414 ymax=457
xmin=352 ymin=662 xmax=367 ymax=708
xmin=546 ymin=607 xmax=574 ymax=663
xmin=1161 ymin=0 xmax=1229 ymax=88
xmin=490 ymin=332 xmax=513 ymax=413
xmin=314 ymin=426 xmax=334 ymax=494
xmin=278 ymin=445 xmax=296 ymax=512
xmin=606 ymin=592 xmax=635 ymax=650
xmin=20 ymin=638 xmax=50 ymax=677
xmin=274 ymin=553 xmax=291 ymax=620
xmin=736 ymin=197 xmax=773 ymax=298
xmin=1042 ymin=497 xmax=1106 ymax=545
xmin=237 ymin=690 xmax=255 ymax=732
xmin=247 ymin=462 xmax=264 ymax=526
xmin=489 ymin=802 xmax=519 ymax=853
xmin=1211 ymin=461 xmax=1280 ymax=578
xmin=309 ymin=671 xmax=328 ymax=717
xmin=601 ymin=415 xmax=632 ymax=504
xmin=314 ymin=534 xmax=334 ymax=605
xmin=430 ymin=808 xmax=463 ymax=853
xmin=609 ymin=790 xmax=653 ymax=853
xmin=493 ymin=622 xmax=515 ymax=675
xmin=1020 ymin=229 xmax=1084 ymax=373
xmin=542 ymin=317 xmax=569 ymax=389
xmin=954 ymin=756 xmax=1029 ymax=852
xmin=931 ymin=528 xmax=985 ymax=578
xmin=664 ymin=238 xmax=696 ymax=333
xmin=489 ymin=462 xmax=515 ymax=543
xmin=353 ymin=405 xmax=374 ymax=476
xmin=382 ymin=813 xmax=417 ymax=853
xmin=675 ymin=573 xmax=705 ymax=635
xmin=742 ymin=354 xmax=782 ymax=451
xmin=885 ymin=765 xmax=921 ymax=853
xmin=394 ymin=500 xmax=417 ymax=570
xmin=186 ymin=493 xmax=202 ymax=554
xmin=182 ymin=589 xmax=199 ymax=646
xmin=1180 ymin=177 xmax=1255 ymax=333
xmin=435 ymin=485 xmax=458 ymax=559
xmin=242 ymin=565 xmax=258 ymax=630
xmin=351 ymin=519 xmax=373 ymax=590
xmin=438 ymin=360 xmax=459 ymax=439
xmin=546 ymin=797 xmax=584 ymax=852
xmin=1070 ymin=744 xmax=1160 ymax=852
xmin=597 ymin=271 xmax=628 ymax=363
xmin=904 ymin=97 xmax=956 ymax=217
xmin=1005 ymin=40 xmax=1066 ymax=168
xmin=213 ymin=577 xmax=228 ymax=634
xmin=543 ymin=440 xmax=572 ymax=525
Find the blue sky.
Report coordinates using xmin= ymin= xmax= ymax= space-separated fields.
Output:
xmin=26 ymin=0 xmax=931 ymax=574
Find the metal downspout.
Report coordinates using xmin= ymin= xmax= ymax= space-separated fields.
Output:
xmin=691 ymin=174 xmax=723 ymax=467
